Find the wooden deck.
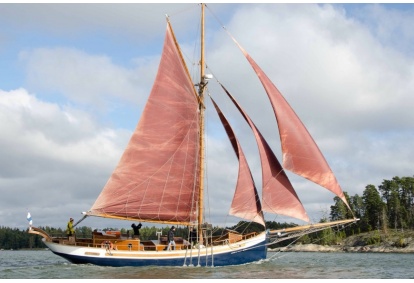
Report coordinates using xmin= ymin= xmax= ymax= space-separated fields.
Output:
xmin=30 ymin=227 xmax=256 ymax=252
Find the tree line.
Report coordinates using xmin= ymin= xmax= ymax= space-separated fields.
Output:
xmin=307 ymin=175 xmax=414 ymax=246
xmin=330 ymin=176 xmax=414 ymax=233
xmin=1 ymin=176 xmax=412 ymax=250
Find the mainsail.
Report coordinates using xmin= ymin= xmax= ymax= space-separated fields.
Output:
xmin=88 ymin=22 xmax=200 ymax=225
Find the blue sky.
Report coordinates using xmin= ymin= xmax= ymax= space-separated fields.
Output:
xmin=1 ymin=2 xmax=414 ymax=231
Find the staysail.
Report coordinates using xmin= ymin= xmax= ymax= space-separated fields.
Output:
xmin=210 ymin=97 xmax=265 ymax=226
xmin=232 ymin=42 xmax=351 ymax=211
xmin=219 ymin=84 xmax=309 ymax=222
xmin=88 ymin=22 xmax=200 ymax=225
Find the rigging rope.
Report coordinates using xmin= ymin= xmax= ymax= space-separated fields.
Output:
xmin=266 ymin=221 xmax=356 ymax=262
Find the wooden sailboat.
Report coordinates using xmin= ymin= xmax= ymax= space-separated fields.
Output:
xmin=29 ymin=4 xmax=358 ymax=267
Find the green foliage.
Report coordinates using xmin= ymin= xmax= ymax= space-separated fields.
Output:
xmin=394 ymin=237 xmax=408 ymax=248
xmin=0 ymin=227 xmax=43 ymax=250
xmin=296 ymin=234 xmax=311 ymax=244
xmin=365 ymin=230 xmax=381 ymax=245
xmin=329 ymin=175 xmax=414 ymax=236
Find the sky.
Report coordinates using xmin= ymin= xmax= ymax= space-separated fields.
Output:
xmin=1 ymin=2 xmax=414 ymax=232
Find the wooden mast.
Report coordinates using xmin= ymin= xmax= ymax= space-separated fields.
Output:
xmin=197 ymin=3 xmax=206 ymax=244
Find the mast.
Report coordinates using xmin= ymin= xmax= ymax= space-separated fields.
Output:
xmin=197 ymin=3 xmax=206 ymax=244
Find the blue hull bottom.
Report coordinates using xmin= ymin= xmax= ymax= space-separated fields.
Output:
xmin=53 ymin=240 xmax=267 ymax=267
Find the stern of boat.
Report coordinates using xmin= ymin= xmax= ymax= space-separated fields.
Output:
xmin=28 ymin=226 xmax=53 ymax=242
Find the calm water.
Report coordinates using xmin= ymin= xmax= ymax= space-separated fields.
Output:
xmin=0 ymin=249 xmax=413 ymax=279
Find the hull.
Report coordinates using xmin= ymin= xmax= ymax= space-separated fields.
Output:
xmin=43 ymin=232 xmax=267 ymax=267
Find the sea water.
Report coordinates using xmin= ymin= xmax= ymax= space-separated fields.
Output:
xmin=0 ymin=249 xmax=413 ymax=279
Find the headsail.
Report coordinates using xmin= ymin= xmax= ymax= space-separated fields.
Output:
xmin=219 ymin=84 xmax=309 ymax=222
xmin=232 ymin=41 xmax=351 ymax=211
xmin=88 ymin=22 xmax=200 ymax=225
xmin=210 ymin=97 xmax=265 ymax=226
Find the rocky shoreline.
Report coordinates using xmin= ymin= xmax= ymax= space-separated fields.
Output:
xmin=269 ymin=230 xmax=414 ymax=253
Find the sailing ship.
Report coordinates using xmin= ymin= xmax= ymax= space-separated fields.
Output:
xmin=29 ymin=4 xmax=358 ymax=267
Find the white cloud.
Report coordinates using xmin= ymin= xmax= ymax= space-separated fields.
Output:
xmin=0 ymin=88 xmax=130 ymax=229
xmin=19 ymin=47 xmax=156 ymax=108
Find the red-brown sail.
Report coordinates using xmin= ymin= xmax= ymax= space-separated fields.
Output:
xmin=235 ymin=43 xmax=351 ymax=210
xmin=210 ymin=97 xmax=265 ymax=226
xmin=219 ymin=85 xmax=309 ymax=222
xmin=88 ymin=22 xmax=200 ymax=224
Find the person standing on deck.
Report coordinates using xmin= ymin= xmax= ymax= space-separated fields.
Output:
xmin=131 ymin=223 xmax=142 ymax=238
xmin=66 ymin=218 xmax=75 ymax=237
xmin=166 ymin=226 xmax=176 ymax=251
xmin=190 ymin=227 xmax=197 ymax=246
